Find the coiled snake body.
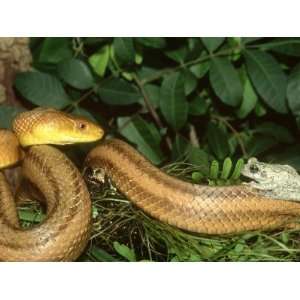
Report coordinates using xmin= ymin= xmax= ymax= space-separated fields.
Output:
xmin=0 ymin=109 xmax=103 ymax=261
xmin=1 ymin=108 xmax=300 ymax=261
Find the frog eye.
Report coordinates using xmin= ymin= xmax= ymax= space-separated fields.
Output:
xmin=250 ymin=164 xmax=259 ymax=173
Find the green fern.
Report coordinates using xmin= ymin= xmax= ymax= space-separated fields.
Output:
xmin=192 ymin=157 xmax=244 ymax=186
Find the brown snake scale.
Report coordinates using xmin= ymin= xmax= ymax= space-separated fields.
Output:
xmin=0 ymin=145 xmax=91 ymax=261
xmin=86 ymin=139 xmax=300 ymax=235
xmin=1 ymin=108 xmax=300 ymax=261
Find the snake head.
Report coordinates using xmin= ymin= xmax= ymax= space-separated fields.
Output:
xmin=13 ymin=108 xmax=104 ymax=146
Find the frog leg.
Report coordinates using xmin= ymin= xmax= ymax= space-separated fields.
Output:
xmin=257 ymin=187 xmax=300 ymax=202
xmin=246 ymin=181 xmax=276 ymax=191
xmin=271 ymin=188 xmax=300 ymax=202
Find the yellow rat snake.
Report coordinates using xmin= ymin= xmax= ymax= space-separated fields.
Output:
xmin=1 ymin=108 xmax=300 ymax=261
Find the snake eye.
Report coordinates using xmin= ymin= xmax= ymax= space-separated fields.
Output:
xmin=250 ymin=164 xmax=259 ymax=173
xmin=78 ymin=123 xmax=86 ymax=130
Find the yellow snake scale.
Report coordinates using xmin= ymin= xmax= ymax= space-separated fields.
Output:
xmin=1 ymin=108 xmax=300 ymax=261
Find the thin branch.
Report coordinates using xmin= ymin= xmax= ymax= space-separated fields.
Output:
xmin=132 ymin=73 xmax=172 ymax=150
xmin=211 ymin=115 xmax=248 ymax=157
xmin=189 ymin=124 xmax=200 ymax=147
xmin=117 ymin=110 xmax=143 ymax=132
xmin=142 ymin=48 xmax=235 ymax=84
xmin=133 ymin=74 xmax=163 ymax=128
xmin=64 ymin=89 xmax=95 ymax=112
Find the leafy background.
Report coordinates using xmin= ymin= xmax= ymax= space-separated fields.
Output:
xmin=2 ymin=37 xmax=300 ymax=261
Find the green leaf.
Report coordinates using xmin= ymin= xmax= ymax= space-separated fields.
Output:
xmin=0 ymin=105 xmax=25 ymax=129
xmin=121 ymin=72 xmax=133 ymax=81
xmin=71 ymin=107 xmax=98 ymax=123
xmin=221 ymin=157 xmax=233 ymax=180
xmin=228 ymin=135 xmax=238 ymax=156
xmin=257 ymin=38 xmax=300 ymax=57
xmin=113 ymin=37 xmax=135 ymax=66
xmin=287 ymin=63 xmax=300 ymax=115
xmin=207 ymin=123 xmax=230 ymax=160
xmin=254 ymin=100 xmax=267 ymax=117
xmin=296 ymin=116 xmax=300 ymax=131
xmin=57 ymin=58 xmax=94 ymax=90
xmin=39 ymin=37 xmax=72 ymax=64
xmin=89 ymin=246 xmax=118 ymax=262
xmin=186 ymin=38 xmax=206 ymax=60
xmin=165 ymin=46 xmax=188 ymax=63
xmin=19 ymin=210 xmax=44 ymax=223
xmin=135 ymin=51 xmax=143 ymax=64
xmin=254 ymin=122 xmax=294 ymax=144
xmin=209 ymin=160 xmax=219 ymax=179
xmin=234 ymin=243 xmax=244 ymax=253
xmin=241 ymin=37 xmax=264 ymax=44
xmin=247 ymin=135 xmax=278 ymax=157
xmin=143 ymin=84 xmax=161 ymax=108
xmin=230 ymin=159 xmax=244 ymax=180
xmin=172 ymin=134 xmax=189 ymax=160
xmin=136 ymin=66 xmax=159 ymax=81
xmin=135 ymin=37 xmax=166 ymax=49
xmin=209 ymin=57 xmax=242 ymax=107
xmin=117 ymin=115 xmax=164 ymax=165
xmin=187 ymin=146 xmax=210 ymax=175
xmin=88 ymin=45 xmax=110 ymax=77
xmin=113 ymin=242 xmax=136 ymax=262
xmin=97 ymin=78 xmax=141 ymax=105
xmin=83 ymin=37 xmax=110 ymax=45
xmin=228 ymin=37 xmax=242 ymax=48
xmin=189 ymin=61 xmax=210 ymax=79
xmin=189 ymin=95 xmax=209 ymax=116
xmin=201 ymin=37 xmax=225 ymax=52
xmin=160 ymin=72 xmax=188 ymax=130
xmin=183 ymin=69 xmax=198 ymax=95
xmin=267 ymin=145 xmax=300 ymax=170
xmin=15 ymin=71 xmax=71 ymax=109
xmin=236 ymin=77 xmax=258 ymax=118
xmin=281 ymin=232 xmax=289 ymax=244
xmin=244 ymin=50 xmax=288 ymax=114
xmin=191 ymin=172 xmax=204 ymax=183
